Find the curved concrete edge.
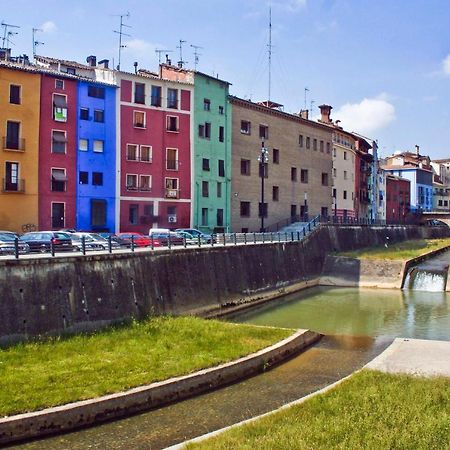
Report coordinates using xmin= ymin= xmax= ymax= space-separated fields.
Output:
xmin=0 ymin=329 xmax=321 ymax=446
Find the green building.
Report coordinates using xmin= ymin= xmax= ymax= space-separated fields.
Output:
xmin=192 ymin=72 xmax=232 ymax=233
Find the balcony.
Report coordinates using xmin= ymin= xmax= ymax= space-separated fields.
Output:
xmin=2 ymin=178 xmax=25 ymax=193
xmin=165 ymin=188 xmax=179 ymax=199
xmin=2 ymin=137 xmax=25 ymax=151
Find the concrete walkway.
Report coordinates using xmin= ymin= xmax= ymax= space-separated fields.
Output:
xmin=366 ymin=338 xmax=450 ymax=377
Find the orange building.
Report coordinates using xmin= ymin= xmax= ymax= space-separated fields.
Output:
xmin=0 ymin=61 xmax=41 ymax=232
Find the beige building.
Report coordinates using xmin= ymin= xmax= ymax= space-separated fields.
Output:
xmin=230 ymin=97 xmax=333 ymax=232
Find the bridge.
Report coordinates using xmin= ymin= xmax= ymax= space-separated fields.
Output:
xmin=420 ymin=211 xmax=450 ymax=227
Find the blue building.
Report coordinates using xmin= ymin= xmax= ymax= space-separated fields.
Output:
xmin=76 ymin=81 xmax=117 ymax=231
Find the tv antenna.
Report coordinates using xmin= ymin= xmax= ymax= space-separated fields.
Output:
xmin=6 ymin=31 xmax=18 ymax=47
xmin=176 ymin=39 xmax=187 ymax=68
xmin=304 ymin=87 xmax=309 ymax=111
xmin=267 ymin=7 xmax=273 ymax=102
xmin=190 ymin=44 xmax=203 ymax=70
xmin=113 ymin=12 xmax=131 ymax=70
xmin=155 ymin=49 xmax=172 ymax=64
xmin=32 ymin=28 xmax=44 ymax=57
xmin=1 ymin=21 xmax=20 ymax=48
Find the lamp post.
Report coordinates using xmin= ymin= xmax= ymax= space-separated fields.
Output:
xmin=258 ymin=141 xmax=269 ymax=232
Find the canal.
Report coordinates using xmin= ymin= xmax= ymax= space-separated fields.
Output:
xmin=13 ymin=286 xmax=450 ymax=450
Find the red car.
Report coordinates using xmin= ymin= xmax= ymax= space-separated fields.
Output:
xmin=117 ymin=232 xmax=154 ymax=247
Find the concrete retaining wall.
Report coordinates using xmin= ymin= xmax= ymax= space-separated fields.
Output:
xmin=0 ymin=329 xmax=320 ymax=446
xmin=0 ymin=225 xmax=448 ymax=344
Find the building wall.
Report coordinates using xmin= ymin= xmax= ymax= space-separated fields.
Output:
xmin=332 ymin=144 xmax=355 ymax=217
xmin=76 ymin=81 xmax=116 ymax=232
xmin=231 ymin=99 xmax=333 ymax=232
xmin=386 ymin=177 xmax=410 ymax=223
xmin=0 ymin=66 xmax=41 ymax=232
xmin=38 ymin=74 xmax=77 ymax=230
xmin=192 ymin=73 xmax=231 ymax=233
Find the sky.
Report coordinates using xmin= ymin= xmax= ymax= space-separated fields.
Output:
xmin=2 ymin=0 xmax=450 ymax=159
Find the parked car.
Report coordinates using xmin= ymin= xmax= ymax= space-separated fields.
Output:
xmin=20 ymin=231 xmax=73 ymax=253
xmin=0 ymin=232 xmax=30 ymax=254
xmin=73 ymin=232 xmax=121 ymax=250
xmin=176 ymin=230 xmax=200 ymax=245
xmin=60 ymin=233 xmax=104 ymax=252
xmin=425 ymin=219 xmax=448 ymax=227
xmin=149 ymin=231 xmax=184 ymax=247
xmin=176 ymin=228 xmax=212 ymax=243
xmin=117 ymin=232 xmax=152 ymax=247
xmin=98 ymin=232 xmax=131 ymax=248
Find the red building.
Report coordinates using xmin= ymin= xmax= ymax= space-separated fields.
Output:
xmin=117 ymin=71 xmax=193 ymax=233
xmin=385 ymin=174 xmax=410 ymax=223
xmin=354 ymin=138 xmax=373 ymax=220
xmin=38 ymin=73 xmax=78 ymax=230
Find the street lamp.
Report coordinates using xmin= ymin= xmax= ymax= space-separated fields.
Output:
xmin=258 ymin=141 xmax=269 ymax=232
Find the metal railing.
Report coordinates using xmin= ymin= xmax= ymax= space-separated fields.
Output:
xmin=2 ymin=178 xmax=25 ymax=193
xmin=2 ymin=137 xmax=25 ymax=151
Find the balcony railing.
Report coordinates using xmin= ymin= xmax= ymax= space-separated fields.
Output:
xmin=165 ymin=188 xmax=179 ymax=199
xmin=2 ymin=137 xmax=25 ymax=151
xmin=2 ymin=178 xmax=25 ymax=192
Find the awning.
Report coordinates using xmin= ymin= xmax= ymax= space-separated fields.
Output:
xmin=52 ymin=132 xmax=67 ymax=143
xmin=53 ymin=95 xmax=67 ymax=108
xmin=52 ymin=172 xmax=67 ymax=181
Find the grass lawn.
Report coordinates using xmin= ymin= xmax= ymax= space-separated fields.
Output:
xmin=189 ymin=370 xmax=450 ymax=450
xmin=0 ymin=316 xmax=292 ymax=417
xmin=338 ymin=237 xmax=450 ymax=260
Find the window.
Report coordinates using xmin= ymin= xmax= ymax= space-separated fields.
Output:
xmin=241 ymin=159 xmax=251 ymax=176
xmin=273 ymin=148 xmax=279 ymax=164
xmin=93 ymin=140 xmax=104 ymax=153
xmin=333 ymin=147 xmax=336 ymax=157
xmin=166 ymin=116 xmax=179 ymax=132
xmin=259 ymin=125 xmax=269 ymax=139
xmin=291 ymin=205 xmax=297 ymax=217
xmin=201 ymin=208 xmax=208 ymax=226
xmin=299 ymin=135 xmax=304 ymax=147
xmin=79 ymin=171 xmax=88 ymax=184
xmin=66 ymin=67 xmax=76 ymax=75
xmin=301 ymin=169 xmax=308 ymax=183
xmin=344 ymin=151 xmax=347 ymax=160
xmin=165 ymin=178 xmax=179 ymax=198
xmin=272 ymin=186 xmax=279 ymax=201
xmin=198 ymin=124 xmax=205 ymax=138
xmin=52 ymin=130 xmax=67 ymax=154
xmin=94 ymin=109 xmax=104 ymax=123
xmin=344 ymin=170 xmax=348 ymax=180
xmin=143 ymin=203 xmax=154 ymax=217
xmin=133 ymin=111 xmax=146 ymax=128
xmin=51 ymin=168 xmax=66 ymax=191
xmin=126 ymin=174 xmax=138 ymax=190
xmin=166 ymin=148 xmax=178 ymax=170
xmin=332 ymin=188 xmax=336 ymax=198
xmin=326 ymin=142 xmax=331 ymax=154
xmin=217 ymin=182 xmax=222 ymax=198
xmin=343 ymin=190 xmax=347 ymax=200
xmin=320 ymin=140 xmax=324 ymax=152
xmin=79 ymin=138 xmax=88 ymax=151
xmin=51 ymin=203 xmax=65 ymax=228
xmin=321 ymin=172 xmax=329 ymax=186
xmin=140 ymin=145 xmax=152 ymax=162
xmin=5 ymin=121 xmax=20 ymax=150
xmin=291 ymin=167 xmax=297 ymax=181
xmin=167 ymin=88 xmax=178 ymax=108
xmin=218 ymin=159 xmax=225 ymax=177
xmin=240 ymin=201 xmax=250 ymax=217
xmin=313 ymin=139 xmax=317 ymax=151
xmin=219 ymin=126 xmax=224 ymax=142
xmin=321 ymin=207 xmax=328 ymax=217
xmin=217 ymin=209 xmax=224 ymax=227
xmin=205 ymin=122 xmax=211 ymax=139
xmin=88 ymin=86 xmax=105 ymax=98
xmin=202 ymin=158 xmax=210 ymax=171
xmin=203 ymin=98 xmax=211 ymax=111
xmin=80 ymin=108 xmax=89 ymax=120
xmin=92 ymin=172 xmax=103 ymax=186
xmin=306 ymin=137 xmax=310 ymax=149
xmin=202 ymin=181 xmax=209 ymax=197
xmin=9 ymin=85 xmax=21 ymax=104
xmin=55 ymin=79 xmax=64 ymax=90
xmin=333 ymin=168 xmax=337 ymax=177
xmin=151 ymin=85 xmax=162 ymax=106
xmin=218 ymin=105 xmax=224 ymax=115
xmin=258 ymin=202 xmax=268 ymax=218
xmin=53 ymin=94 xmax=67 ymax=122
xmin=4 ymin=161 xmax=20 ymax=191
xmin=129 ymin=204 xmax=139 ymax=225
xmin=240 ymin=120 xmax=251 ymax=135
xmin=134 ymin=82 xmax=145 ymax=104
xmin=91 ymin=199 xmax=106 ymax=227
xmin=139 ymin=175 xmax=151 ymax=191
xmin=126 ymin=144 xmax=138 ymax=161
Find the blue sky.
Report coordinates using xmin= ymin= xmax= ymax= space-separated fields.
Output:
xmin=2 ymin=0 xmax=450 ymax=158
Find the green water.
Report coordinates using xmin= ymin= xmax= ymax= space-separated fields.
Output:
xmin=232 ymin=286 xmax=450 ymax=341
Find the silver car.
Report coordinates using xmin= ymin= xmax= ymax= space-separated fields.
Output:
xmin=0 ymin=232 xmax=30 ymax=254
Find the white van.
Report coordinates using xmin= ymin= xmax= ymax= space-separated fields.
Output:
xmin=148 ymin=227 xmax=171 ymax=236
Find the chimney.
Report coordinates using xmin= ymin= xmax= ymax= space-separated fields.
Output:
xmin=0 ymin=48 xmax=11 ymax=61
xmin=133 ymin=61 xmax=138 ymax=74
xmin=415 ymin=144 xmax=420 ymax=156
xmin=319 ymin=104 xmax=333 ymax=124
xmin=299 ymin=109 xmax=309 ymax=120
xmin=98 ymin=59 xmax=109 ymax=69
xmin=86 ymin=55 xmax=97 ymax=67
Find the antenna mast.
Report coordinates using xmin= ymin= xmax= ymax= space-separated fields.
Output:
xmin=32 ymin=28 xmax=44 ymax=57
xmin=268 ymin=8 xmax=272 ymax=102
xmin=304 ymin=87 xmax=309 ymax=111
xmin=1 ymin=21 xmax=20 ymax=48
xmin=190 ymin=44 xmax=203 ymax=70
xmin=177 ymin=39 xmax=187 ymax=68
xmin=113 ymin=12 xmax=131 ymax=70
xmin=155 ymin=49 xmax=172 ymax=64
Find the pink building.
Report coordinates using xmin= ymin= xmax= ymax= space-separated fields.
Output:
xmin=38 ymin=73 xmax=78 ymax=230
xmin=117 ymin=71 xmax=193 ymax=233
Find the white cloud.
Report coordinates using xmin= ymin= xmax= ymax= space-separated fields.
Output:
xmin=333 ymin=94 xmax=396 ymax=135
xmin=270 ymin=0 xmax=307 ymax=12
xmin=125 ymin=39 xmax=158 ymax=59
xmin=442 ymin=54 xmax=450 ymax=76
xmin=40 ymin=21 xmax=57 ymax=33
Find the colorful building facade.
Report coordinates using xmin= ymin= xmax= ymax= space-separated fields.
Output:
xmin=385 ymin=174 xmax=410 ymax=223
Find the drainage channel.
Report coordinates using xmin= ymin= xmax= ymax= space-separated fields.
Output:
xmin=12 ymin=334 xmax=390 ymax=450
